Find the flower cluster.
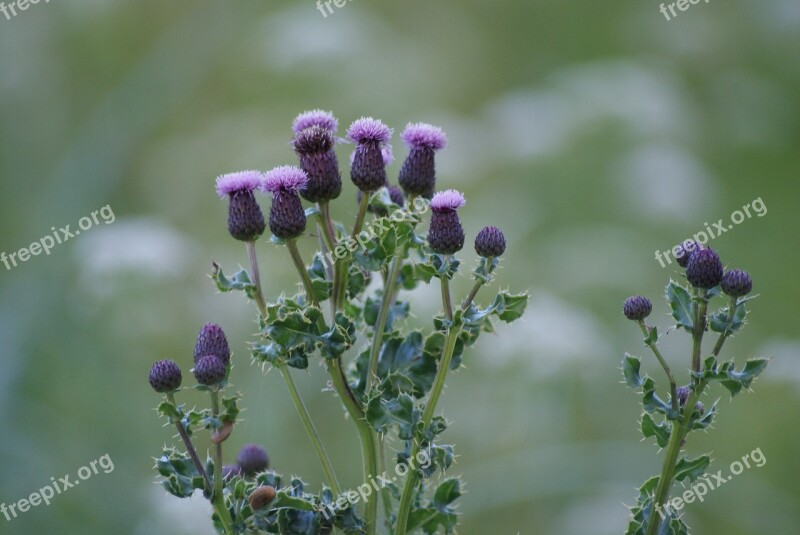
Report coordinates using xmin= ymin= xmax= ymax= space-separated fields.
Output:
xmin=148 ymin=110 xmax=528 ymax=535
xmin=621 ymin=247 xmax=765 ymax=535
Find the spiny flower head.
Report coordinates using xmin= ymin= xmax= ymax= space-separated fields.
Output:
xmin=292 ymin=126 xmax=342 ymax=203
xmin=149 ymin=360 xmax=182 ymax=393
xmin=348 ymin=117 xmax=392 ymax=192
xmin=193 ymin=355 xmax=227 ymax=386
xmin=428 ymin=189 xmax=466 ymax=255
xmin=216 ymin=171 xmax=266 ymax=242
xmin=237 ymin=444 xmax=270 ymax=476
xmin=193 ymin=323 xmax=231 ymax=366
xmin=399 ymin=122 xmax=446 ymax=199
xmin=292 ymin=109 xmax=338 ymax=134
xmin=475 ymin=226 xmax=506 ymax=258
xmin=262 ymin=166 xmax=309 ymax=239
xmin=686 ymin=248 xmax=724 ymax=289
xmin=720 ymin=269 xmax=752 ymax=297
xmin=623 ymin=295 xmax=652 ymax=321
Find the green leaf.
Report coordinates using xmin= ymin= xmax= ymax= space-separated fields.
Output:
xmin=693 ymin=356 xmax=769 ymax=397
xmin=211 ymin=264 xmax=256 ymax=299
xmin=622 ymin=354 xmax=645 ymax=388
xmin=674 ymin=454 xmax=711 ymax=482
xmin=709 ymin=298 xmax=748 ymax=334
xmin=641 ymin=413 xmax=671 ymax=448
xmin=432 ymin=479 xmax=462 ymax=510
xmin=365 ymin=393 xmax=417 ymax=439
xmin=665 ymin=281 xmax=693 ymax=331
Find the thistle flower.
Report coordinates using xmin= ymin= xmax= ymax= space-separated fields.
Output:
xmin=262 ymin=166 xmax=309 ymax=240
xmin=193 ymin=323 xmax=231 ymax=366
xmin=193 ymin=355 xmax=227 ymax=386
xmin=686 ymin=248 xmax=724 ymax=289
xmin=293 ymin=125 xmax=342 ymax=203
xmin=347 ymin=117 xmax=392 ymax=192
xmin=623 ymin=296 xmax=652 ymax=321
xmin=215 ymin=171 xmax=266 ymax=242
xmin=149 ymin=360 xmax=182 ymax=393
xmin=475 ymin=226 xmax=506 ymax=258
xmin=292 ymin=109 xmax=338 ymax=135
xmin=398 ymin=123 xmax=447 ymax=199
xmin=675 ymin=239 xmax=703 ymax=268
xmin=720 ymin=269 xmax=753 ymax=297
xmin=428 ymin=190 xmax=466 ymax=255
xmin=237 ymin=444 xmax=270 ymax=476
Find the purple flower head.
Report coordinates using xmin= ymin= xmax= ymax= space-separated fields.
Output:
xmin=686 ymin=248 xmax=724 ymax=289
xmin=623 ymin=296 xmax=652 ymax=321
xmin=149 ymin=360 xmax=182 ymax=393
xmin=350 ymin=145 xmax=394 ymax=166
xmin=475 ymin=226 xmax=506 ymax=258
xmin=430 ymin=189 xmax=466 ymax=212
xmin=194 ymin=323 xmax=231 ymax=366
xmin=347 ymin=117 xmax=392 ymax=145
xmin=292 ymin=109 xmax=338 ymax=134
xmin=192 ymin=354 xmax=227 ymax=386
xmin=399 ymin=123 xmax=446 ymax=198
xmin=401 ymin=123 xmax=447 ymax=150
xmin=262 ymin=166 xmax=308 ymax=239
xmin=262 ymin=166 xmax=309 ymax=194
xmin=237 ymin=444 xmax=270 ymax=476
xmin=215 ymin=170 xmax=263 ymax=199
xmin=292 ymin=127 xmax=342 ymax=203
xmin=720 ymin=269 xmax=752 ymax=297
xmin=428 ymin=190 xmax=466 ymax=255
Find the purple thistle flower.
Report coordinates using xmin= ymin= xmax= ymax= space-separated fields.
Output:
xmin=399 ymin=123 xmax=446 ymax=199
xmin=292 ymin=126 xmax=342 ymax=203
xmin=192 ymin=355 xmax=227 ymax=386
xmin=720 ymin=269 xmax=752 ymax=297
xmin=428 ymin=190 xmax=466 ymax=255
xmin=237 ymin=444 xmax=270 ymax=476
xmin=216 ymin=171 xmax=267 ymax=242
xmin=675 ymin=239 xmax=704 ymax=268
xmin=347 ymin=117 xmax=392 ymax=192
xmin=623 ymin=296 xmax=652 ymax=321
xmin=292 ymin=109 xmax=338 ymax=134
xmin=149 ymin=360 xmax=182 ymax=393
xmin=686 ymin=248 xmax=724 ymax=289
xmin=474 ymin=226 xmax=506 ymax=258
xmin=262 ymin=166 xmax=309 ymax=240
xmin=194 ymin=323 xmax=231 ymax=366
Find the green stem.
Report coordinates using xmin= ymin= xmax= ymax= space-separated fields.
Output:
xmin=166 ymin=392 xmax=213 ymax=492
xmin=691 ymin=289 xmax=708 ymax=373
xmin=711 ymin=296 xmax=738 ymax=357
xmin=319 ymin=201 xmax=338 ymax=252
xmin=210 ymin=388 xmax=235 ymax=535
xmin=367 ymin=245 xmax=406 ymax=389
xmin=287 ymin=239 xmax=318 ymax=307
xmin=441 ymin=275 xmax=453 ymax=323
xmin=395 ymin=278 xmax=459 ymax=535
xmin=246 ymin=241 xmax=268 ymax=314
xmin=278 ymin=364 xmax=342 ymax=495
xmin=638 ymin=321 xmax=678 ymax=413
xmin=352 ymin=191 xmax=371 ymax=240
xmin=461 ymin=257 xmax=491 ymax=312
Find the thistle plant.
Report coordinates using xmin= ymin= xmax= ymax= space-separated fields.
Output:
xmin=622 ymin=244 xmax=767 ymax=535
xmin=148 ymin=111 xmax=527 ymax=534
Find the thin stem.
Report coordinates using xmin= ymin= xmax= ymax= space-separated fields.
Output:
xmin=287 ymin=239 xmax=319 ymax=308
xmin=319 ymin=201 xmax=338 ymax=251
xmin=165 ymin=392 xmax=213 ymax=492
xmin=352 ymin=191 xmax=371 ymax=240
xmin=395 ymin=278 xmax=459 ymax=535
xmin=246 ymin=241 xmax=267 ymax=314
xmin=461 ymin=257 xmax=491 ymax=312
xmin=691 ymin=289 xmax=709 ymax=373
xmin=278 ymin=363 xmax=342 ymax=495
xmin=638 ymin=321 xmax=678 ymax=413
xmin=711 ymin=296 xmax=738 ymax=357
xmin=367 ymin=246 xmax=405 ymax=389
xmin=210 ymin=388 xmax=235 ymax=535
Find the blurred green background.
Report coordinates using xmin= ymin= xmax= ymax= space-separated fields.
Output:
xmin=1 ymin=1 xmax=798 ymax=534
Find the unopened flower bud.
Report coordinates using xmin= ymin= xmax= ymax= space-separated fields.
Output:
xmin=675 ymin=239 xmax=703 ymax=268
xmin=474 ymin=226 xmax=506 ymax=258
xmin=194 ymin=323 xmax=231 ymax=366
xmin=623 ymin=296 xmax=652 ymax=321
xmin=686 ymin=248 xmax=724 ymax=289
xmin=193 ymin=355 xmax=227 ymax=386
xmin=149 ymin=360 xmax=182 ymax=393
xmin=720 ymin=269 xmax=752 ymax=297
